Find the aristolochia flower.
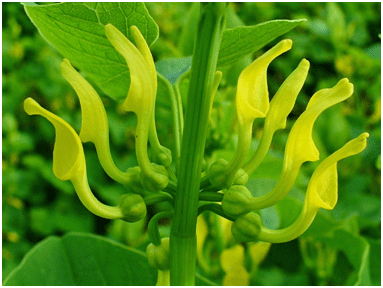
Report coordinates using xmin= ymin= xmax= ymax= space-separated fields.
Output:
xmin=23 ymin=24 xmax=176 ymax=222
xmin=250 ymin=78 xmax=355 ymax=209
xmin=23 ymin=98 xmax=146 ymax=221
xmin=105 ymin=24 xmax=170 ymax=192
xmin=229 ymin=133 xmax=368 ymax=243
xmin=256 ymin=132 xmax=369 ymax=243
xmin=208 ymin=40 xmax=293 ymax=189
xmin=60 ymin=59 xmax=133 ymax=185
xmin=219 ymin=39 xmax=369 ymax=244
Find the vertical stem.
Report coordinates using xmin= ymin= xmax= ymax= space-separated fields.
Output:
xmin=169 ymin=3 xmax=226 ymax=286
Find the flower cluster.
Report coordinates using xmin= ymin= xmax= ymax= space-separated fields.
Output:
xmin=208 ymin=39 xmax=369 ymax=243
xmin=24 ymin=24 xmax=173 ymax=223
xmin=24 ymin=23 xmax=368 ymax=251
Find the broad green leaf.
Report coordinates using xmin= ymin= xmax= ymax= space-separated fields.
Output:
xmin=24 ymin=2 xmax=159 ymax=100
xmin=273 ymin=193 xmax=373 ymax=286
xmin=366 ymin=238 xmax=381 ymax=286
xmin=3 ymin=232 xmax=157 ymax=286
xmin=218 ymin=19 xmax=306 ymax=67
xmin=155 ymin=56 xmax=192 ymax=84
xmin=320 ymin=230 xmax=371 ymax=286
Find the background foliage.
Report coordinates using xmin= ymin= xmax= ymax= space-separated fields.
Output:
xmin=2 ymin=2 xmax=381 ymax=285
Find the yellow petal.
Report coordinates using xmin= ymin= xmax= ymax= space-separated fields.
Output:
xmin=285 ymin=78 xmax=354 ymax=166
xmin=24 ymin=97 xmax=84 ymax=181
xmin=104 ymin=24 xmax=155 ymax=116
xmin=265 ymin=58 xmax=310 ymax=132
xmin=222 ymin=268 xmax=249 ymax=286
xmin=220 ymin=245 xmax=245 ymax=272
xmin=60 ymin=59 xmax=108 ymax=145
xmin=221 ymin=245 xmax=249 ymax=286
xmin=307 ymin=132 xmax=369 ymax=210
xmin=248 ymin=241 xmax=271 ymax=265
xmin=236 ymin=39 xmax=292 ymax=125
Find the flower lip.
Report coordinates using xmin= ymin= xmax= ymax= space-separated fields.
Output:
xmin=308 ymin=132 xmax=369 ymax=210
xmin=307 ymin=78 xmax=353 ymax=110
xmin=24 ymin=97 xmax=84 ymax=181
xmin=236 ymin=39 xmax=293 ymax=124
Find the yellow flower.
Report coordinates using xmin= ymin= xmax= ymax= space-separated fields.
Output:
xmin=105 ymin=24 xmax=169 ymax=191
xmin=257 ymin=132 xmax=369 ymax=243
xmin=236 ymin=39 xmax=292 ymax=125
xmin=60 ymin=59 xmax=132 ymax=185
xmin=250 ymin=78 xmax=355 ymax=209
xmin=208 ymin=40 xmax=292 ymax=189
xmin=243 ymin=58 xmax=310 ymax=174
xmin=23 ymin=98 xmax=146 ymax=220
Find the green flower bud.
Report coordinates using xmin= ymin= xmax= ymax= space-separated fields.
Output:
xmin=140 ymin=163 xmax=169 ymax=192
xmin=146 ymin=237 xmax=170 ymax=271
xmin=152 ymin=146 xmax=172 ymax=168
xmin=222 ymin=185 xmax=253 ymax=218
xmin=118 ymin=193 xmax=147 ymax=222
xmin=208 ymin=158 xmax=248 ymax=189
xmin=124 ymin=166 xmax=146 ymax=195
xmin=233 ymin=169 xmax=248 ymax=186
xmin=231 ymin=212 xmax=262 ymax=243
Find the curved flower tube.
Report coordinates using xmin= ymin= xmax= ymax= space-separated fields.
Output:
xmin=243 ymin=58 xmax=310 ymax=175
xmin=23 ymin=97 xmax=146 ymax=221
xmin=60 ymin=59 xmax=134 ymax=185
xmin=128 ymin=25 xmax=172 ymax=168
xmin=209 ymin=40 xmax=292 ymax=189
xmin=257 ymin=132 xmax=369 ymax=243
xmin=249 ymin=78 xmax=354 ymax=209
xmin=105 ymin=24 xmax=169 ymax=191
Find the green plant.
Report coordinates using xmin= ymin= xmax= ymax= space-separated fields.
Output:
xmin=3 ymin=2 xmax=380 ymax=286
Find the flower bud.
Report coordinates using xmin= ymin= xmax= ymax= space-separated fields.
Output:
xmin=231 ymin=212 xmax=262 ymax=243
xmin=118 ymin=193 xmax=147 ymax=222
xmin=222 ymin=185 xmax=252 ymax=218
xmin=208 ymin=158 xmax=248 ymax=189
xmin=151 ymin=146 xmax=172 ymax=168
xmin=140 ymin=163 xmax=169 ymax=192
xmin=124 ymin=166 xmax=146 ymax=195
xmin=146 ymin=237 xmax=170 ymax=271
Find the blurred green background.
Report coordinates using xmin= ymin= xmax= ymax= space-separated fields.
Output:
xmin=2 ymin=2 xmax=381 ymax=285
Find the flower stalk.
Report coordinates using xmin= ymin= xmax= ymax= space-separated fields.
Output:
xmin=169 ymin=3 xmax=226 ymax=285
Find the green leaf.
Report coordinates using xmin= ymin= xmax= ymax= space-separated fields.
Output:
xmin=155 ymin=56 xmax=192 ymax=84
xmin=218 ymin=19 xmax=306 ymax=67
xmin=366 ymin=238 xmax=381 ymax=286
xmin=24 ymin=2 xmax=159 ymax=100
xmin=3 ymin=232 xmax=157 ymax=286
xmin=320 ymin=230 xmax=371 ymax=286
xmin=273 ymin=193 xmax=373 ymax=286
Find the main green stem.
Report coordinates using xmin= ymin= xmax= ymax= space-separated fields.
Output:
xmin=169 ymin=3 xmax=226 ymax=286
